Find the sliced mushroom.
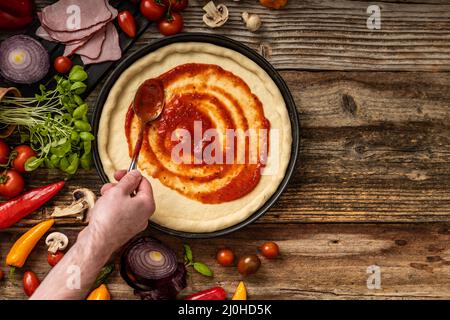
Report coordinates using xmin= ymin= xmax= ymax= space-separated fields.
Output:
xmin=50 ymin=188 xmax=96 ymax=222
xmin=203 ymin=1 xmax=229 ymax=28
xmin=46 ymin=232 xmax=69 ymax=254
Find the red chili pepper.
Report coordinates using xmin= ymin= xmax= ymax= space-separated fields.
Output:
xmin=0 ymin=0 xmax=34 ymax=30
xmin=185 ymin=287 xmax=227 ymax=300
xmin=0 ymin=181 xmax=65 ymax=230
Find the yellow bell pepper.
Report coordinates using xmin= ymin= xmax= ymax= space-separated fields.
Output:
xmin=6 ymin=219 xmax=54 ymax=268
xmin=232 ymin=281 xmax=247 ymax=300
xmin=87 ymin=284 xmax=111 ymax=300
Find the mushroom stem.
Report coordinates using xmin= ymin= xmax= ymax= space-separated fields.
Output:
xmin=203 ymin=1 xmax=229 ymax=28
xmin=203 ymin=2 xmax=221 ymax=19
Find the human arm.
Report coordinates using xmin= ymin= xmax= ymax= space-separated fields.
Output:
xmin=30 ymin=170 xmax=155 ymax=300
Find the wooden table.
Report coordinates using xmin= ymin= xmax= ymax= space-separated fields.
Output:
xmin=1 ymin=0 xmax=450 ymax=300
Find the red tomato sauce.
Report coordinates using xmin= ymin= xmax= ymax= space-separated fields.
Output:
xmin=125 ymin=63 xmax=270 ymax=204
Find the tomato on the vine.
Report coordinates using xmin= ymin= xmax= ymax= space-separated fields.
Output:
xmin=54 ymin=56 xmax=72 ymax=74
xmin=12 ymin=145 xmax=36 ymax=173
xmin=158 ymin=11 xmax=183 ymax=36
xmin=140 ymin=0 xmax=166 ymax=21
xmin=163 ymin=0 xmax=188 ymax=11
xmin=0 ymin=170 xmax=25 ymax=198
xmin=0 ymin=140 xmax=10 ymax=165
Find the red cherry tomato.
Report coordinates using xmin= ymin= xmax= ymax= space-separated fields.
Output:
xmin=216 ymin=248 xmax=235 ymax=267
xmin=0 ymin=269 xmax=4 ymax=282
xmin=54 ymin=56 xmax=72 ymax=74
xmin=47 ymin=251 xmax=65 ymax=267
xmin=259 ymin=241 xmax=280 ymax=259
xmin=0 ymin=170 xmax=25 ymax=198
xmin=23 ymin=271 xmax=40 ymax=297
xmin=158 ymin=12 xmax=183 ymax=36
xmin=140 ymin=0 xmax=166 ymax=21
xmin=163 ymin=0 xmax=188 ymax=11
xmin=118 ymin=10 xmax=137 ymax=38
xmin=12 ymin=145 xmax=36 ymax=173
xmin=0 ymin=140 xmax=10 ymax=165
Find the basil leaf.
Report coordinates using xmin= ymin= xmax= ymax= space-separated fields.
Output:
xmin=184 ymin=244 xmax=193 ymax=263
xmin=193 ymin=262 xmax=213 ymax=277
xmin=25 ymin=157 xmax=43 ymax=172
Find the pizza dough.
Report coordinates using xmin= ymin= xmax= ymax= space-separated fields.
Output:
xmin=98 ymin=42 xmax=292 ymax=233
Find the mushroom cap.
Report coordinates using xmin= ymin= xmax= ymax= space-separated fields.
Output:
xmin=73 ymin=188 xmax=96 ymax=208
xmin=45 ymin=232 xmax=69 ymax=253
xmin=203 ymin=2 xmax=229 ymax=28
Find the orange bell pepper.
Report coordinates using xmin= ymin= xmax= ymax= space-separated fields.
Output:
xmin=232 ymin=281 xmax=247 ymax=300
xmin=87 ymin=284 xmax=111 ymax=300
xmin=6 ymin=219 xmax=55 ymax=268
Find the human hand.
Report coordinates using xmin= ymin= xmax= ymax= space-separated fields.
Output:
xmin=84 ymin=170 xmax=155 ymax=254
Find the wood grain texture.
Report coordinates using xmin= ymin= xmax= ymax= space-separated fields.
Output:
xmin=2 ymin=223 xmax=450 ymax=300
xmin=1 ymin=0 xmax=450 ymax=300
xmin=9 ymin=70 xmax=450 ymax=227
xmin=27 ymin=0 xmax=450 ymax=71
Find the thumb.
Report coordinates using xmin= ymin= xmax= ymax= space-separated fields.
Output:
xmin=117 ymin=170 xmax=142 ymax=194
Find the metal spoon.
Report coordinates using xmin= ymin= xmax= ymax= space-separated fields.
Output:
xmin=128 ymin=79 xmax=165 ymax=172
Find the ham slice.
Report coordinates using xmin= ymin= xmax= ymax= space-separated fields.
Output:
xmin=36 ymin=1 xmax=117 ymax=43
xmin=64 ymin=27 xmax=106 ymax=59
xmin=35 ymin=0 xmax=122 ymax=65
xmin=81 ymin=23 xmax=121 ymax=65
xmin=41 ymin=0 xmax=112 ymax=32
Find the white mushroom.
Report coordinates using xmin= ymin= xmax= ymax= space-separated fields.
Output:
xmin=203 ymin=1 xmax=229 ymax=28
xmin=50 ymin=188 xmax=96 ymax=222
xmin=46 ymin=232 xmax=69 ymax=254
xmin=242 ymin=12 xmax=262 ymax=32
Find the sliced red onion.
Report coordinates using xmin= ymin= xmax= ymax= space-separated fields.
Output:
xmin=0 ymin=35 xmax=50 ymax=84
xmin=120 ymin=237 xmax=187 ymax=300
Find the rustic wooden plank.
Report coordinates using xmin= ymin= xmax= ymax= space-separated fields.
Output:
xmin=10 ymin=0 xmax=450 ymax=71
xmin=2 ymin=223 xmax=450 ymax=300
xmin=6 ymin=70 xmax=449 ymax=227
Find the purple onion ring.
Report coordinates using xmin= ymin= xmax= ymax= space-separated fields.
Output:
xmin=0 ymin=35 xmax=50 ymax=84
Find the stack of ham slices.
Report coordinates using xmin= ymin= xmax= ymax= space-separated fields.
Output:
xmin=36 ymin=0 xmax=122 ymax=65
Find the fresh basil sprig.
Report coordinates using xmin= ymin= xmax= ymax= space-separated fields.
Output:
xmin=0 ymin=65 xmax=93 ymax=175
xmin=184 ymin=244 xmax=213 ymax=277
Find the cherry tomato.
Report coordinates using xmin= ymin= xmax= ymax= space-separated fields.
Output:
xmin=259 ymin=241 xmax=280 ymax=259
xmin=118 ymin=10 xmax=137 ymax=38
xmin=216 ymin=248 xmax=235 ymax=266
xmin=23 ymin=271 xmax=40 ymax=297
xmin=12 ymin=145 xmax=36 ymax=173
xmin=47 ymin=251 xmax=65 ymax=267
xmin=163 ymin=0 xmax=188 ymax=11
xmin=237 ymin=254 xmax=261 ymax=276
xmin=0 ymin=170 xmax=25 ymax=198
xmin=140 ymin=0 xmax=166 ymax=21
xmin=0 ymin=140 xmax=10 ymax=165
xmin=0 ymin=269 xmax=4 ymax=281
xmin=158 ymin=12 xmax=183 ymax=36
xmin=54 ymin=56 xmax=72 ymax=74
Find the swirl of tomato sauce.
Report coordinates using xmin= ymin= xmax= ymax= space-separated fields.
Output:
xmin=125 ymin=63 xmax=270 ymax=204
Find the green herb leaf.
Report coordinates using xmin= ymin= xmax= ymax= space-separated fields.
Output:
xmin=184 ymin=244 xmax=193 ymax=263
xmin=193 ymin=262 xmax=213 ymax=277
xmin=90 ymin=264 xmax=114 ymax=292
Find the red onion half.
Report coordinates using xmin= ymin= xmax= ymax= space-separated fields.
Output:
xmin=120 ymin=236 xmax=187 ymax=300
xmin=0 ymin=35 xmax=49 ymax=84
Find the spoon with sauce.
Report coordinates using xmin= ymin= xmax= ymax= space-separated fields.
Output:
xmin=128 ymin=79 xmax=165 ymax=172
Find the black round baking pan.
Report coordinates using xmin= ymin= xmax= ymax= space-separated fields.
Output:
xmin=92 ymin=33 xmax=299 ymax=238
